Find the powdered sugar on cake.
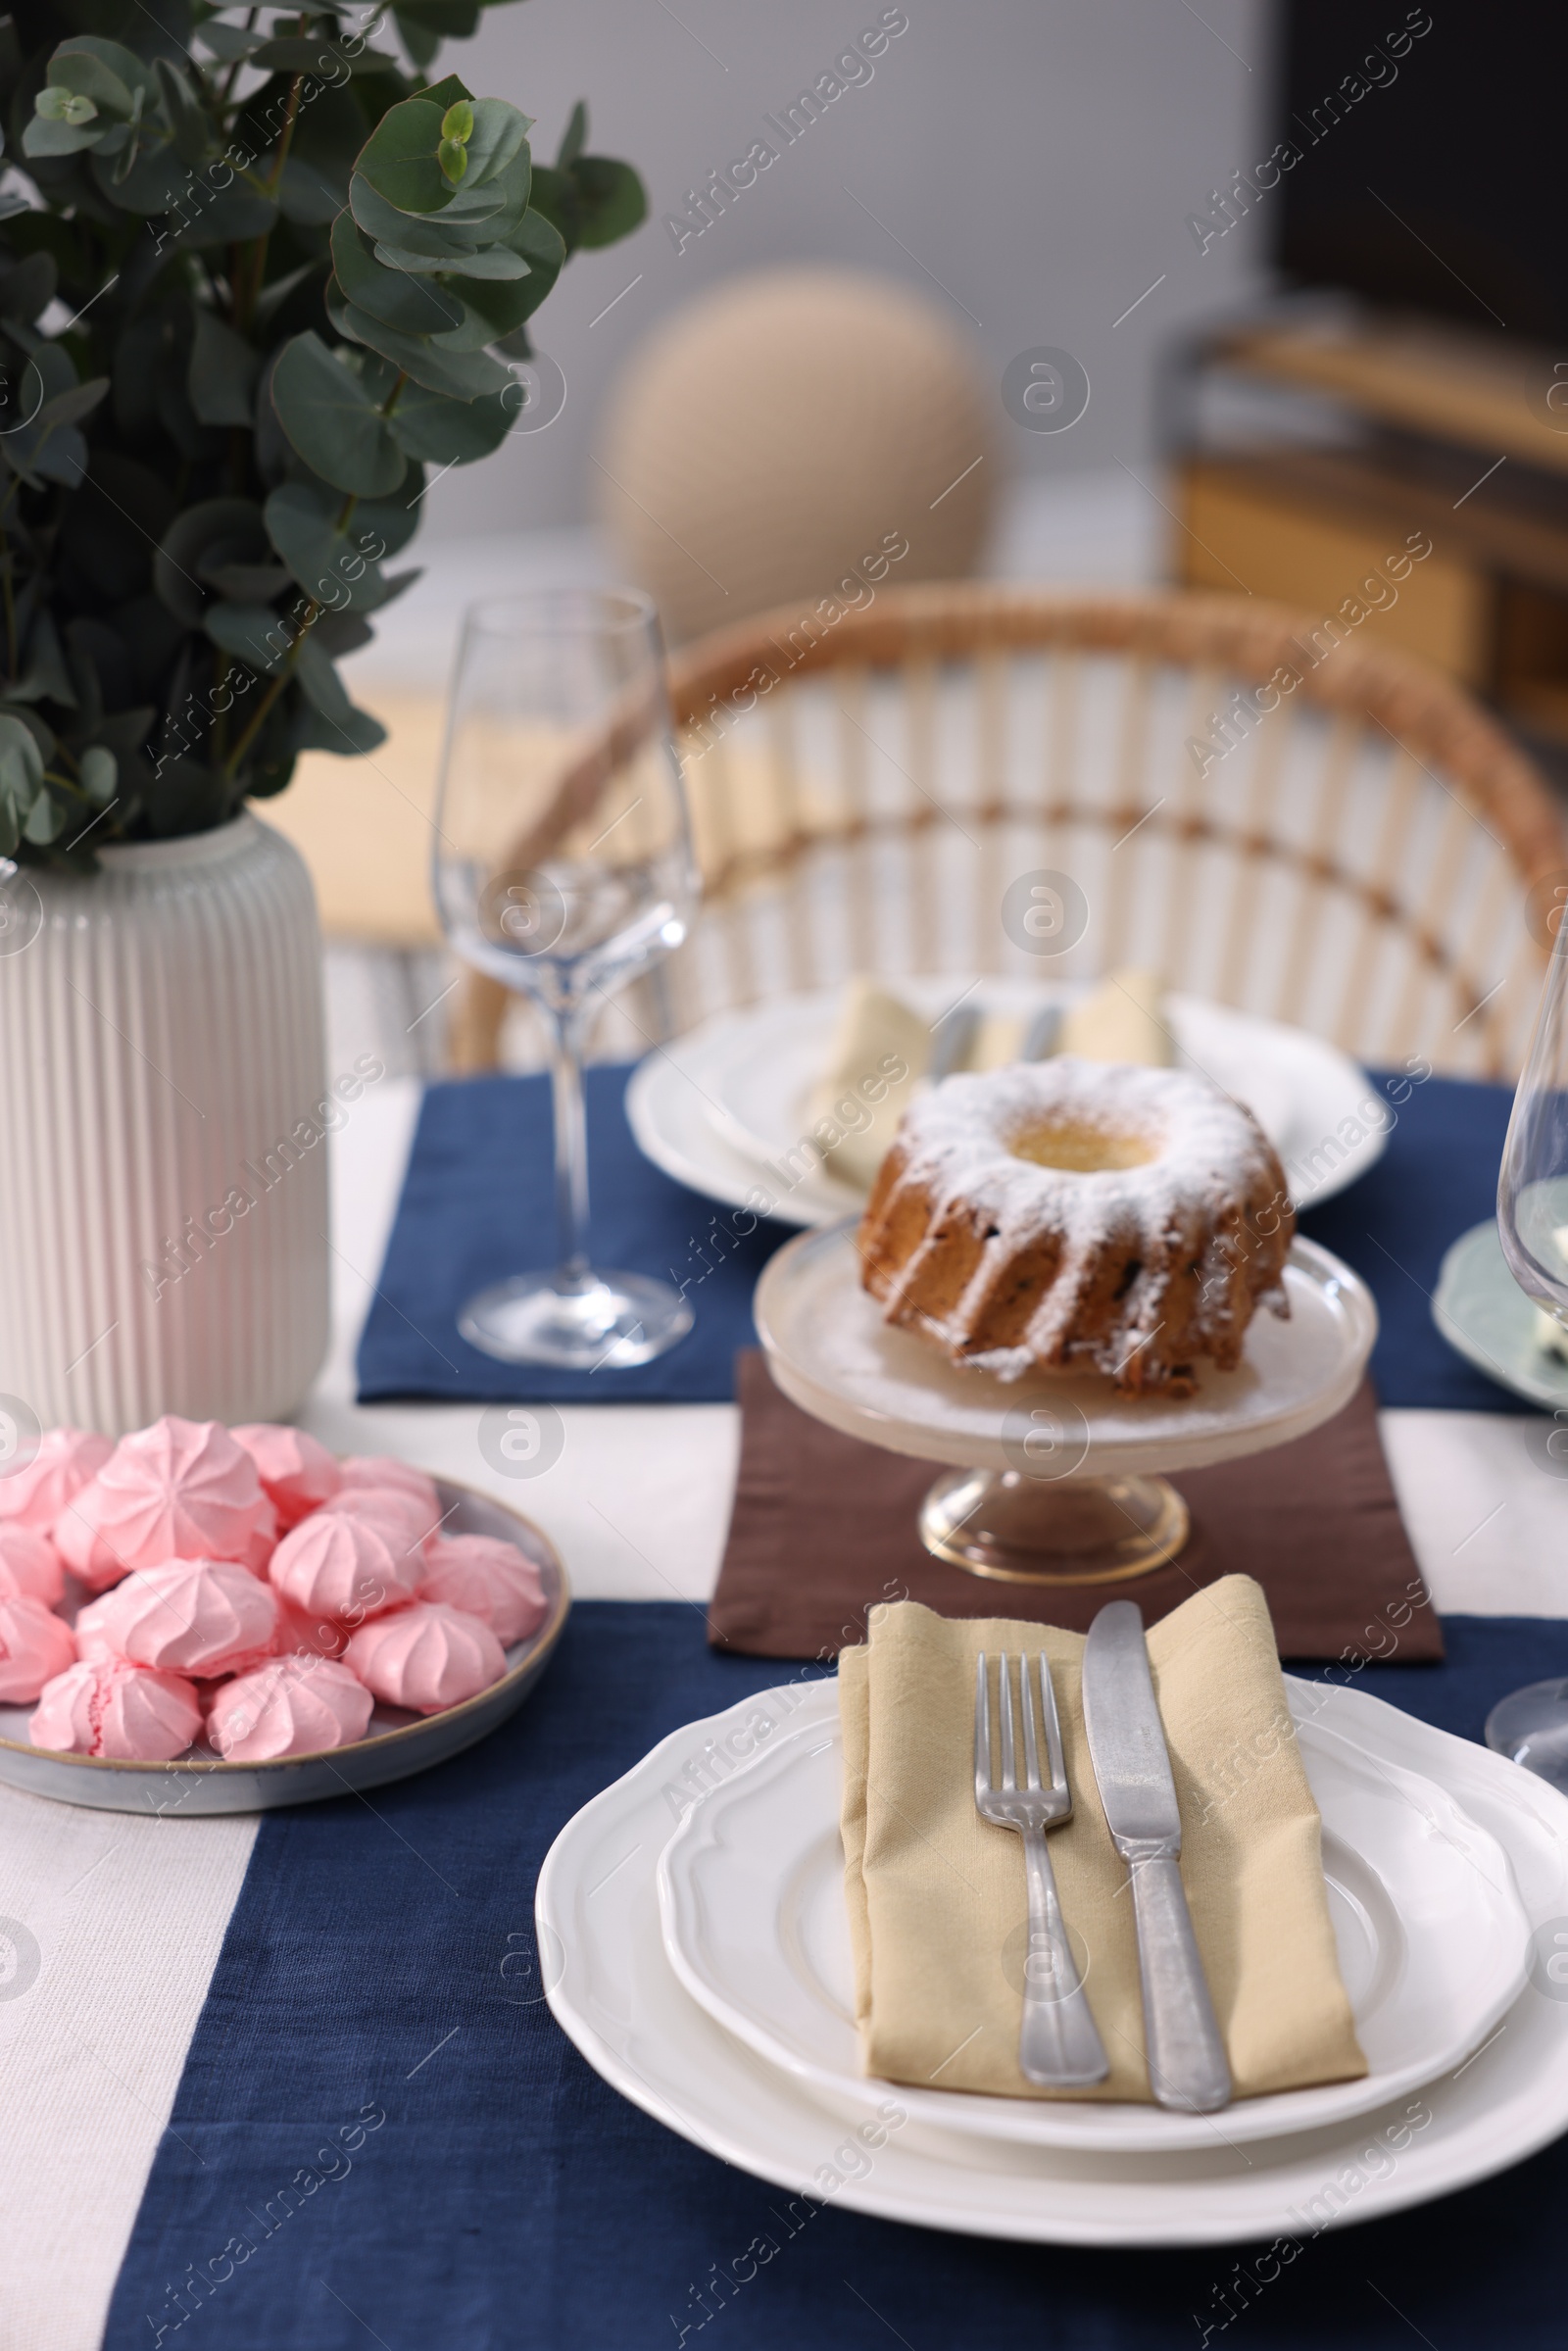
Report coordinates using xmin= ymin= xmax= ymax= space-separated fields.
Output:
xmin=858 ymin=1057 xmax=1294 ymax=1393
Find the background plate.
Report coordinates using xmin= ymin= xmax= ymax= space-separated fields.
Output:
xmin=626 ymin=986 xmax=1385 ymax=1228
xmin=1434 ymin=1218 xmax=1568 ymax=1410
xmin=0 ymin=1477 xmax=570 ymax=1814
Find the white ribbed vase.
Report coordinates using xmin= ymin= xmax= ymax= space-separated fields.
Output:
xmin=0 ymin=814 xmax=330 ymax=1436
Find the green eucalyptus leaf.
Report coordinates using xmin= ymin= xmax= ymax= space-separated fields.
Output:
xmin=399 ymin=0 xmax=480 ymax=35
xmin=48 ymin=39 xmax=150 ymax=122
xmin=288 ymin=693 xmax=387 ymax=756
xmin=0 ymin=712 xmax=46 ymax=857
xmin=386 ymin=376 xmax=513 ymax=465
xmin=252 ymin=35 xmax=400 ymax=73
xmin=91 ymin=135 xmax=189 ymax=218
xmin=394 ymin=14 xmax=441 ymax=69
xmin=330 ymin=211 xmax=464 ymax=334
xmin=205 ymin=600 xmax=292 ymax=671
xmin=78 ymin=745 xmax=118 ymax=804
xmin=270 ymin=331 xmax=406 ymax=497
xmin=459 ymin=96 xmax=529 ymax=190
xmin=265 ymin=477 xmax=419 ymax=610
xmin=38 ymin=377 xmax=110 ymax=431
xmin=23 ymin=113 xmax=104 ymax=158
xmin=202 ymin=561 xmax=292 ymax=602
xmin=154 ymin=498 xmax=266 ymax=626
xmin=557 ymin=101 xmax=586 ymax=170
xmin=23 ymin=781 xmax=66 ymax=844
xmin=195 ymin=23 xmax=268 ymax=61
xmin=187 ymin=310 xmax=258 ymax=426
xmin=349 ymin=171 xmax=488 ymax=259
xmin=413 ymin=240 xmax=526 ymax=281
xmin=356 ymin=96 xmax=449 ymax=216
xmin=333 ymin=296 xmax=514 ymax=400
xmin=293 ymin=630 xmax=355 ymax=719
xmin=568 ymin=155 xmax=647 ymax=248
xmin=416 ymin=73 xmax=475 ymax=111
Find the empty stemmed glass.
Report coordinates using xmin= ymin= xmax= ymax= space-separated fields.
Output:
xmin=1488 ymin=900 xmax=1568 ymax=1782
xmin=431 ymin=588 xmax=699 ymax=1369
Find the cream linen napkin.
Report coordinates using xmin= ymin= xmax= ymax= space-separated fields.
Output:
xmin=839 ymin=1578 xmax=1366 ymax=2101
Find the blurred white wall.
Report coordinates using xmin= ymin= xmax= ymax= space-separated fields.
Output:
xmin=418 ymin=0 xmax=1273 ymax=539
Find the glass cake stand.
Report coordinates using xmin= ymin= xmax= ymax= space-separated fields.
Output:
xmin=753 ymin=1227 xmax=1378 ymax=1586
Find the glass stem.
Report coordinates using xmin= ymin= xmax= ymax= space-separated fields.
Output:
xmin=548 ymin=1003 xmax=593 ymax=1296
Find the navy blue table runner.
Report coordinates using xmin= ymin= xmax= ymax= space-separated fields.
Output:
xmin=358 ymin=1062 xmax=1523 ymax=1412
xmin=109 ymin=1605 xmax=1568 ymax=2350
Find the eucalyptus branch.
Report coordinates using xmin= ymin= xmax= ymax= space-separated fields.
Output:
xmin=1 ymin=10 xmax=645 ymax=862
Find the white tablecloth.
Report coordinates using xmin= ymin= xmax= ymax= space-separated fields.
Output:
xmin=6 ymin=1075 xmax=1567 ymax=2351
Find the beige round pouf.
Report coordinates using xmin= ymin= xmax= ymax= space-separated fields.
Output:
xmin=594 ymin=266 xmax=996 ymax=643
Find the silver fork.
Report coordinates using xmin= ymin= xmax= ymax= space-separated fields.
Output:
xmin=975 ymin=1652 xmax=1109 ymax=2089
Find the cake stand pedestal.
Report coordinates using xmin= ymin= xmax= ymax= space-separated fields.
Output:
xmin=753 ymin=1230 xmax=1377 ymax=1587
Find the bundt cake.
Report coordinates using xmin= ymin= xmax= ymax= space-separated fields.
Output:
xmin=858 ymin=1057 xmax=1294 ymax=1395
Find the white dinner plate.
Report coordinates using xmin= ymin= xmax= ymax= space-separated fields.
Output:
xmin=657 ymin=1685 xmax=1529 ymax=2152
xmin=624 ymin=985 xmax=1386 ymax=1229
xmin=538 ymin=1674 xmax=1568 ymax=2246
xmin=0 ymin=1478 xmax=570 ymax=1813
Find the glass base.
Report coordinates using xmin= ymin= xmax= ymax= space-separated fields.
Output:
xmin=918 ymin=1467 xmax=1190 ymax=1586
xmin=1484 ymin=1679 xmax=1568 ymax=1791
xmin=459 ymin=1269 xmax=693 ymax=1371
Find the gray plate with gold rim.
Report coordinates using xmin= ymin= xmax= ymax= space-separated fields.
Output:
xmin=0 ymin=1476 xmax=570 ymax=1814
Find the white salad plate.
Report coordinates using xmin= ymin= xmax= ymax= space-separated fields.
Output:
xmin=538 ymin=1674 xmax=1568 ymax=2247
xmin=0 ymin=1478 xmax=570 ymax=1815
xmin=656 ymin=1682 xmax=1530 ymax=2153
xmin=624 ymin=984 xmax=1387 ymax=1229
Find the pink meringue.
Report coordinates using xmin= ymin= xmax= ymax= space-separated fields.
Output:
xmin=0 ymin=1523 xmax=66 ymax=1607
xmin=271 ymin=1595 xmax=353 ymax=1662
xmin=344 ymin=1601 xmax=506 ymax=1714
xmin=241 ymin=1494 xmax=280 ymax=1577
xmin=29 ymin=1657 xmax=200 ymax=1759
xmin=230 ymin=1425 xmax=342 ymax=1529
xmin=207 ymin=1654 xmax=374 ymax=1760
xmin=269 ymin=1511 xmax=422 ymax=1622
xmin=75 ymin=1558 xmax=278 ymax=1677
xmin=0 ymin=1594 xmax=75 ymax=1700
xmin=0 ymin=1427 xmax=112 ymax=1532
xmin=318 ymin=1485 xmax=434 ymax=1561
xmin=338 ymin=1454 xmax=440 ymax=1518
xmin=53 ymin=1478 xmax=135 ymax=1592
xmin=62 ymin=1417 xmax=268 ymax=1579
xmin=419 ymin=1534 xmax=547 ymax=1644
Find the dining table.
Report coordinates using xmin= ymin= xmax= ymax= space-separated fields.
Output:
xmin=12 ymin=1068 xmax=1568 ymax=2351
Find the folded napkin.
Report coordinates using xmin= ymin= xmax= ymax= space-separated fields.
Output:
xmin=808 ymin=967 xmax=1170 ymax=1190
xmin=840 ymin=1578 xmax=1367 ymax=2102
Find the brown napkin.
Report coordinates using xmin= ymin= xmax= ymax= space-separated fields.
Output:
xmin=841 ymin=1581 xmax=1368 ymax=2101
xmin=710 ymin=1354 xmax=1442 ymax=1664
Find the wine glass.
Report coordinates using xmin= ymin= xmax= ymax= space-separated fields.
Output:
xmin=1488 ymin=901 xmax=1568 ymax=1784
xmin=431 ymin=588 xmax=698 ymax=1369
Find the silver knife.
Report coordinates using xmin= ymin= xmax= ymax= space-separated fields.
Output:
xmin=1080 ymin=1600 xmax=1232 ymax=2113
